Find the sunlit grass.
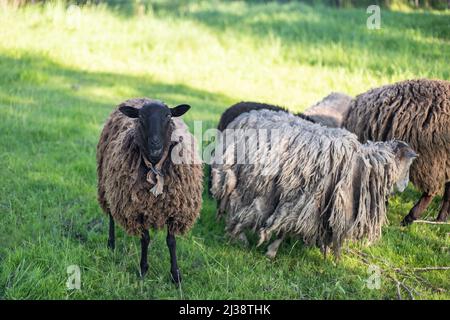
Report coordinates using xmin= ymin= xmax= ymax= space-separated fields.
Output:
xmin=0 ymin=1 xmax=448 ymax=299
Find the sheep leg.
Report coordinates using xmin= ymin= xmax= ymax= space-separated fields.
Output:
xmin=166 ymin=229 xmax=182 ymax=285
xmin=207 ymin=164 xmax=213 ymax=198
xmin=139 ymin=230 xmax=150 ymax=277
xmin=436 ymin=182 xmax=450 ymax=222
xmin=237 ymin=232 xmax=249 ymax=247
xmin=215 ymin=199 xmax=223 ymax=221
xmin=401 ymin=193 xmax=433 ymax=226
xmin=107 ymin=213 xmax=115 ymax=250
xmin=266 ymin=234 xmax=285 ymax=259
xmin=216 ymin=196 xmax=229 ymax=221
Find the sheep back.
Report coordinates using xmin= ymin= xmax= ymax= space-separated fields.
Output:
xmin=217 ymin=101 xmax=290 ymax=131
xmin=344 ymin=79 xmax=450 ymax=195
xmin=303 ymin=92 xmax=353 ymax=128
xmin=97 ymin=98 xmax=203 ymax=236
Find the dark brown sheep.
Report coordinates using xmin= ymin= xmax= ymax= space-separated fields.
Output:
xmin=343 ymin=79 xmax=450 ymax=225
xmin=97 ymin=98 xmax=203 ymax=283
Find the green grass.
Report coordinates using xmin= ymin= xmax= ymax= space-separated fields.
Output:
xmin=0 ymin=1 xmax=449 ymax=299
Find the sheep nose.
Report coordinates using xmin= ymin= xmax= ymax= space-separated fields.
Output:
xmin=150 ymin=142 xmax=162 ymax=149
xmin=149 ymin=144 xmax=163 ymax=158
xmin=150 ymin=146 xmax=162 ymax=152
xmin=149 ymin=138 xmax=161 ymax=147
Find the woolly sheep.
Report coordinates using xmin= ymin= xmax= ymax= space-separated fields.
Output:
xmin=97 ymin=98 xmax=203 ymax=283
xmin=343 ymin=79 xmax=450 ymax=225
xmin=211 ymin=109 xmax=417 ymax=258
xmin=208 ymin=101 xmax=314 ymax=197
xmin=217 ymin=101 xmax=315 ymax=132
xmin=303 ymin=92 xmax=353 ymax=128
xmin=216 ymin=94 xmax=352 ymax=132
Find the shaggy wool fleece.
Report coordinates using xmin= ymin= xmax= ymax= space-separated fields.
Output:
xmin=304 ymin=92 xmax=353 ymax=128
xmin=344 ymin=79 xmax=450 ymax=196
xmin=212 ymin=109 xmax=412 ymax=255
xmin=97 ymin=98 xmax=203 ymax=235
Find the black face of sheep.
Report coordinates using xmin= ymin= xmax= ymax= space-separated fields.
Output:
xmin=119 ymin=101 xmax=191 ymax=165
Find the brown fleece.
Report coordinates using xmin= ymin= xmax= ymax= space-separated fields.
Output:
xmin=344 ymin=79 xmax=450 ymax=196
xmin=97 ymin=98 xmax=203 ymax=236
xmin=303 ymin=92 xmax=353 ymax=128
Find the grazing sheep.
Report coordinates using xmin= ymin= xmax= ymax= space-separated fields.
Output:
xmin=97 ymin=98 xmax=203 ymax=283
xmin=343 ymin=79 xmax=450 ymax=225
xmin=211 ymin=109 xmax=417 ymax=258
xmin=217 ymin=101 xmax=315 ymax=132
xmin=208 ymin=101 xmax=314 ymax=197
xmin=217 ymin=94 xmax=352 ymax=133
xmin=303 ymin=92 xmax=353 ymax=128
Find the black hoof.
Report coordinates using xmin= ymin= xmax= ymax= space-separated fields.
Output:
xmin=107 ymin=240 xmax=115 ymax=251
xmin=170 ymin=269 xmax=182 ymax=285
xmin=140 ymin=264 xmax=149 ymax=278
xmin=436 ymin=214 xmax=449 ymax=222
xmin=401 ymin=214 xmax=415 ymax=226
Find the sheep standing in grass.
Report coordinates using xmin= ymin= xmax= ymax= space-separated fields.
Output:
xmin=343 ymin=79 xmax=450 ymax=225
xmin=211 ymin=109 xmax=417 ymax=258
xmin=97 ymin=98 xmax=203 ymax=283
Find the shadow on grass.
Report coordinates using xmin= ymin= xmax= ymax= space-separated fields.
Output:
xmin=0 ymin=52 xmax=233 ymax=127
xmin=143 ymin=2 xmax=449 ymax=77
xmin=156 ymin=2 xmax=450 ymax=41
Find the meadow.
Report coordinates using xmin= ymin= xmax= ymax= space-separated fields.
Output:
xmin=0 ymin=1 xmax=449 ymax=299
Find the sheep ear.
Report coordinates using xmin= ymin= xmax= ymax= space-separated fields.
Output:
xmin=171 ymin=104 xmax=191 ymax=117
xmin=119 ymin=105 xmax=140 ymax=118
xmin=402 ymin=149 xmax=418 ymax=160
xmin=394 ymin=142 xmax=418 ymax=160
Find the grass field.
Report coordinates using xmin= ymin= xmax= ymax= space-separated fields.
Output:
xmin=0 ymin=1 xmax=449 ymax=299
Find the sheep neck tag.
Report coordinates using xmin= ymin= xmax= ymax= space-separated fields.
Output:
xmin=141 ymin=148 xmax=169 ymax=197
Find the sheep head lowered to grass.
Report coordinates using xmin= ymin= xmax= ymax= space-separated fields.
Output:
xmin=211 ymin=109 xmax=417 ymax=258
xmin=342 ymin=79 xmax=450 ymax=225
xmin=97 ymin=98 xmax=203 ymax=283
